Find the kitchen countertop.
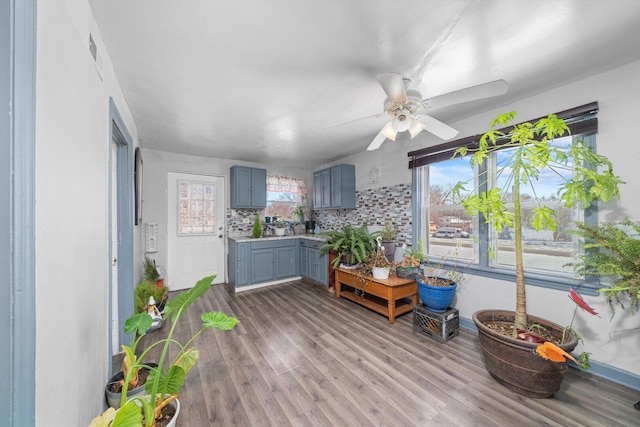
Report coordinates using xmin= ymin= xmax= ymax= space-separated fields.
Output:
xmin=229 ymin=234 xmax=326 ymax=243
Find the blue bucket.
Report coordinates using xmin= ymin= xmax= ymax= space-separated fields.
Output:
xmin=417 ymin=279 xmax=457 ymax=312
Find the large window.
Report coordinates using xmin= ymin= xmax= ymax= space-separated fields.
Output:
xmin=265 ymin=175 xmax=307 ymax=221
xmin=418 ymin=136 xmax=580 ymax=276
xmin=409 ymin=103 xmax=600 ymax=290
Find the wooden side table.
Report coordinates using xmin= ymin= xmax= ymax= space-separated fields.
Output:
xmin=335 ymin=267 xmax=418 ymax=324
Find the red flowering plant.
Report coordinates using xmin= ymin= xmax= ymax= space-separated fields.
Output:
xmin=535 ymin=287 xmax=600 ymax=370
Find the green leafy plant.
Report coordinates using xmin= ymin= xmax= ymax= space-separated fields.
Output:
xmin=380 ymin=221 xmax=397 ymax=241
xmin=143 ymin=255 xmax=161 ymax=282
xmin=320 ymin=224 xmax=378 ymax=268
xmin=571 ymin=219 xmax=640 ymax=315
xmin=252 ymin=213 xmax=263 ymax=238
xmin=452 ymin=111 xmax=623 ymax=334
xmin=134 ymin=280 xmax=168 ymax=314
xmin=94 ymin=275 xmax=239 ymax=427
xmin=396 ymin=239 xmax=425 ymax=268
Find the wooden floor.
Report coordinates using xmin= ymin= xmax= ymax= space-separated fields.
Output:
xmin=141 ymin=280 xmax=639 ymax=427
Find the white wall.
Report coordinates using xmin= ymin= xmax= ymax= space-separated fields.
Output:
xmin=341 ymin=60 xmax=640 ymax=378
xmin=35 ymin=1 xmax=139 ymax=425
xmin=141 ymin=149 xmax=310 ymax=283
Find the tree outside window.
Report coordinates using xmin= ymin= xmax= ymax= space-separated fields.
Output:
xmin=265 ymin=175 xmax=307 ymax=221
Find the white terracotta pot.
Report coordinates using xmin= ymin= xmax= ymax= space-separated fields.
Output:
xmin=275 ymin=227 xmax=285 ymax=236
xmin=371 ymin=267 xmax=390 ymax=280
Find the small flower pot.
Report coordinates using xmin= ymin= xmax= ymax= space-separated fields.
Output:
xmin=371 ymin=267 xmax=390 ymax=280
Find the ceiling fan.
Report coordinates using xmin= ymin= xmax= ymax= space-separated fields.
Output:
xmin=367 ymin=73 xmax=509 ymax=151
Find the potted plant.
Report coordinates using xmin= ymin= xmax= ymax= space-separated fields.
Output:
xmin=415 ymin=253 xmax=464 ymax=312
xmin=379 ymin=221 xmax=397 ymax=261
xmin=395 ymin=239 xmax=424 ymax=278
xmin=367 ymin=238 xmax=392 ymax=279
xmin=134 ymin=279 xmax=169 ymax=314
xmin=274 ymin=220 xmax=286 ymax=236
xmin=252 ymin=213 xmax=263 ymax=238
xmin=143 ymin=255 xmax=164 ymax=289
xmin=570 ymin=219 xmax=640 ymax=409
xmin=105 ymin=313 xmax=158 ymax=409
xmin=292 ymin=204 xmax=305 ymax=223
xmin=571 ymin=219 xmax=640 ymax=315
xmin=452 ymin=111 xmax=623 ymax=397
xmin=92 ymin=275 xmax=239 ymax=426
xmin=320 ymin=224 xmax=378 ymax=268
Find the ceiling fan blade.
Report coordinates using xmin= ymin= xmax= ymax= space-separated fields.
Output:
xmin=376 ymin=73 xmax=407 ymax=104
xmin=322 ymin=112 xmax=386 ymax=130
xmin=416 ymin=114 xmax=459 ymax=140
xmin=422 ymin=79 xmax=509 ymax=109
xmin=367 ymin=131 xmax=387 ymax=151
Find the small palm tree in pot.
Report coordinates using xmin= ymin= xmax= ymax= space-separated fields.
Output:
xmin=452 ymin=111 xmax=623 ymax=397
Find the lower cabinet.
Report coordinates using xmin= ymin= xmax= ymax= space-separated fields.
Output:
xmin=228 ymin=240 xmax=250 ymax=287
xmin=302 ymin=240 xmax=328 ymax=286
xmin=228 ymin=237 xmax=326 ymax=289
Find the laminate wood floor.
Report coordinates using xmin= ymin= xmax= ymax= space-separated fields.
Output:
xmin=141 ymin=280 xmax=639 ymax=427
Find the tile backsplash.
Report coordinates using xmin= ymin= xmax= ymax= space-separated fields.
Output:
xmin=227 ymin=183 xmax=413 ymax=245
xmin=313 ymin=183 xmax=413 ymax=245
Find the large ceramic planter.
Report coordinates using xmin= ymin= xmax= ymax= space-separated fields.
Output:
xmin=473 ymin=309 xmax=578 ymax=398
xmin=105 ymin=363 xmax=158 ymax=409
xmin=416 ymin=278 xmax=457 ymax=312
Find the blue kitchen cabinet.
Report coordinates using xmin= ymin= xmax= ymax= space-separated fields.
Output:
xmin=313 ymin=168 xmax=331 ymax=208
xmin=230 ymin=165 xmax=267 ymax=209
xmin=249 ymin=239 xmax=299 ymax=284
xmin=303 ymin=240 xmax=328 ymax=286
xmin=275 ymin=245 xmax=298 ymax=279
xmin=313 ymin=164 xmax=355 ymax=209
xmin=251 ymin=247 xmax=275 ymax=283
xmin=299 ymin=240 xmax=308 ymax=277
xmin=228 ymin=239 xmax=250 ymax=288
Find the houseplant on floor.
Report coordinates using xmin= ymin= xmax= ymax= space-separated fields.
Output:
xmin=416 ymin=253 xmax=464 ymax=312
xmin=571 ymin=219 xmax=640 ymax=315
xmin=452 ymin=111 xmax=623 ymax=397
xmin=320 ymin=224 xmax=378 ymax=268
xmin=91 ymin=275 xmax=239 ymax=427
xmin=570 ymin=219 xmax=640 ymax=409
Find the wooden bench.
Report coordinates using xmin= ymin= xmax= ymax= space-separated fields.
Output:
xmin=335 ymin=267 xmax=418 ymax=324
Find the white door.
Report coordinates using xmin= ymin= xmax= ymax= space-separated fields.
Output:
xmin=167 ymin=172 xmax=226 ymax=290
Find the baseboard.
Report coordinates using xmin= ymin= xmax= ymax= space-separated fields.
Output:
xmin=458 ymin=316 xmax=640 ymax=392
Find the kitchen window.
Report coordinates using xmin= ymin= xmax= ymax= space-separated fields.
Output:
xmin=265 ymin=175 xmax=307 ymax=221
xmin=408 ymin=103 xmax=600 ymax=292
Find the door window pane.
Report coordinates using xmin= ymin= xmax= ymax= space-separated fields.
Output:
xmin=178 ymin=180 xmax=216 ymax=235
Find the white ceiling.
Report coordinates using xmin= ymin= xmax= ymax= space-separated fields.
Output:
xmin=89 ymin=0 xmax=640 ymax=169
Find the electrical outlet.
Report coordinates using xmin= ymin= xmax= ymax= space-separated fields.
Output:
xmin=242 ymin=218 xmax=250 ymax=224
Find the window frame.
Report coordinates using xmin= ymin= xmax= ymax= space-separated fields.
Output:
xmin=412 ymin=129 xmax=601 ymax=296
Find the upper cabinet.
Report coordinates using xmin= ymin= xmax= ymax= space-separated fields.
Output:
xmin=313 ymin=164 xmax=355 ymax=209
xmin=230 ymin=165 xmax=267 ymax=209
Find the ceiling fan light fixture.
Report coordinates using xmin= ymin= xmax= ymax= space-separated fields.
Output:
xmin=392 ymin=110 xmax=412 ymax=132
xmin=381 ymin=121 xmax=397 ymax=141
xmin=408 ymin=120 xmax=426 ymax=138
